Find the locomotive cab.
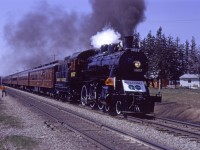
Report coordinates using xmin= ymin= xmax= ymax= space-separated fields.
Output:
xmin=55 ymin=49 xmax=96 ymax=102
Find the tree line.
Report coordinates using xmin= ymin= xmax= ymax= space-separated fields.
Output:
xmin=135 ymin=27 xmax=200 ymax=83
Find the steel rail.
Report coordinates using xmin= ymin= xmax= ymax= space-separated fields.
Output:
xmin=7 ymin=88 xmax=170 ymax=150
xmin=127 ymin=116 xmax=200 ymax=141
xmin=156 ymin=117 xmax=200 ymax=128
xmin=8 ymin=91 xmax=111 ymax=150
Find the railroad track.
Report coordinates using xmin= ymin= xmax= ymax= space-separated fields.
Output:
xmin=156 ymin=117 xmax=200 ymax=129
xmin=127 ymin=115 xmax=200 ymax=142
xmin=7 ymin=88 xmax=170 ymax=150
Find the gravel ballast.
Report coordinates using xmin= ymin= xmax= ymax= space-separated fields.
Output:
xmin=1 ymin=88 xmax=200 ymax=150
xmin=0 ymin=95 xmax=100 ymax=150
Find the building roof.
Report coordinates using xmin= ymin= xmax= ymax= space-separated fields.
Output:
xmin=179 ymin=74 xmax=200 ymax=79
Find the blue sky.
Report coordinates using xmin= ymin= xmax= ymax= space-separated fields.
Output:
xmin=0 ymin=0 xmax=199 ymax=75
xmin=137 ymin=0 xmax=200 ymax=44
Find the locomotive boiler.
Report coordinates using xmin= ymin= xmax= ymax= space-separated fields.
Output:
xmin=80 ymin=36 xmax=161 ymax=114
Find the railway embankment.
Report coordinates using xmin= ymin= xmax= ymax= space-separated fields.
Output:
xmin=151 ymin=88 xmax=200 ymax=124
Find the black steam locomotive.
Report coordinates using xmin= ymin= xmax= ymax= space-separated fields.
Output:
xmin=55 ymin=36 xmax=161 ymax=114
xmin=3 ymin=36 xmax=161 ymax=115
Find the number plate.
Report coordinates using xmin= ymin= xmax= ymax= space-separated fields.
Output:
xmin=122 ymin=80 xmax=146 ymax=92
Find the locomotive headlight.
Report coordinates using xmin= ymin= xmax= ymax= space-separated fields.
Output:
xmin=134 ymin=61 xmax=141 ymax=68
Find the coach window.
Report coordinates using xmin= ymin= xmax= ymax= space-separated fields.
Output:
xmin=35 ymin=74 xmax=37 ymax=80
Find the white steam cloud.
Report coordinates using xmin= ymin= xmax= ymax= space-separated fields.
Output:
xmin=90 ymin=27 xmax=121 ymax=48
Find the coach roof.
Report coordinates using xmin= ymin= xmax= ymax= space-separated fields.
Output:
xmin=179 ymin=74 xmax=200 ymax=79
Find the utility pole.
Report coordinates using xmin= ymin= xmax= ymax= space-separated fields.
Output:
xmin=51 ymin=53 xmax=58 ymax=61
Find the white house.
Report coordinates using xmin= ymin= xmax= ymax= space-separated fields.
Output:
xmin=179 ymin=74 xmax=200 ymax=88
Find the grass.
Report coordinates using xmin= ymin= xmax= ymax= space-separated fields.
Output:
xmin=0 ymin=103 xmax=38 ymax=150
xmin=149 ymin=88 xmax=200 ymax=107
xmin=0 ymin=105 xmax=21 ymax=128
xmin=0 ymin=135 xmax=38 ymax=150
xmin=0 ymin=113 xmax=22 ymax=127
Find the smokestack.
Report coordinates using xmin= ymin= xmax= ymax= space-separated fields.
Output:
xmin=123 ymin=35 xmax=140 ymax=50
xmin=123 ymin=36 xmax=133 ymax=49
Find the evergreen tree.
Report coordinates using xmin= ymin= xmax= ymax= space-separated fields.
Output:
xmin=133 ymin=32 xmax=140 ymax=49
xmin=190 ymin=37 xmax=198 ymax=73
xmin=184 ymin=40 xmax=190 ymax=73
xmin=166 ymin=36 xmax=182 ymax=81
xmin=140 ymin=31 xmax=156 ymax=79
xmin=175 ymin=37 xmax=186 ymax=76
xmin=154 ymin=27 xmax=166 ymax=86
xmin=139 ymin=26 xmax=200 ymax=87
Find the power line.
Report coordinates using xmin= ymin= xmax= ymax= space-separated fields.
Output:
xmin=147 ymin=19 xmax=200 ymax=23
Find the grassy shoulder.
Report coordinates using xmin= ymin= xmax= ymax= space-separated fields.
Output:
xmin=0 ymin=135 xmax=38 ymax=150
xmin=150 ymin=88 xmax=200 ymax=123
xmin=0 ymin=101 xmax=38 ymax=150
xmin=0 ymin=107 xmax=21 ymax=127
xmin=150 ymin=88 xmax=200 ymax=107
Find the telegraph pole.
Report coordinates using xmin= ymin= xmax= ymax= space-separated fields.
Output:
xmin=51 ymin=53 xmax=58 ymax=61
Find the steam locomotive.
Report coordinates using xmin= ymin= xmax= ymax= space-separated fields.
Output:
xmin=3 ymin=36 xmax=161 ymax=115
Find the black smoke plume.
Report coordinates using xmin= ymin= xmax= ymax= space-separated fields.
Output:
xmin=3 ymin=0 xmax=145 ymax=74
xmin=83 ymin=0 xmax=146 ymax=39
